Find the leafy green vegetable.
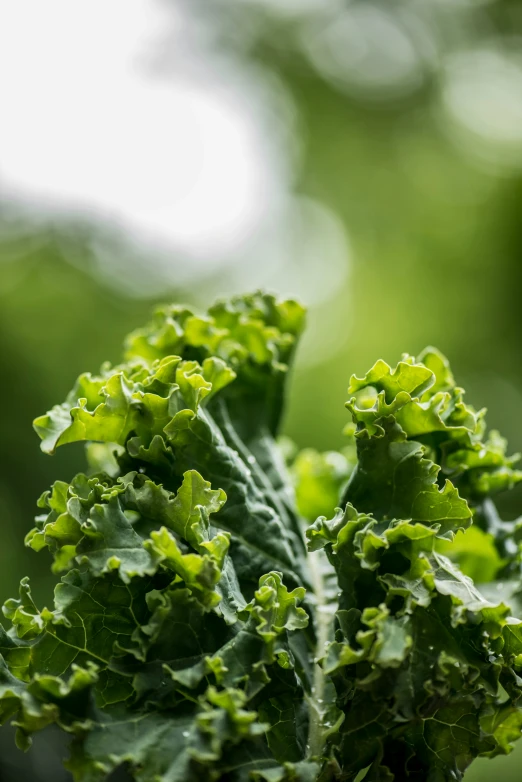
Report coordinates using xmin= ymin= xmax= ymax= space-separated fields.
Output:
xmin=2 ymin=296 xmax=522 ymax=781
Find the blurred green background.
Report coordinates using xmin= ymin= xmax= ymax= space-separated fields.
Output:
xmin=1 ymin=0 xmax=522 ymax=778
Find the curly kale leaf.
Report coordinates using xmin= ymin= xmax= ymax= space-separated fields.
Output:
xmin=2 ymin=293 xmax=318 ymax=782
xmin=3 ymin=297 xmax=522 ymax=782
xmin=304 ymin=347 xmax=522 ymax=781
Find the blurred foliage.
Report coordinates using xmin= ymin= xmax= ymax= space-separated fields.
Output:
xmin=2 ymin=0 xmax=522 ymax=778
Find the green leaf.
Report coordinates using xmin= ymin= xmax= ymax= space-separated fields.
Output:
xmin=8 ymin=297 xmax=522 ymax=782
xmin=436 ymin=525 xmax=505 ymax=583
xmin=342 ymin=417 xmax=472 ymax=537
xmin=307 ymin=496 xmax=522 ymax=780
xmin=288 ymin=448 xmax=355 ymax=523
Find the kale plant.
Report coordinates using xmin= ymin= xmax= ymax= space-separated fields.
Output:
xmin=2 ymin=291 xmax=522 ymax=781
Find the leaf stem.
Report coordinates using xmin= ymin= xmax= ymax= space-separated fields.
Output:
xmin=307 ymin=548 xmax=334 ymax=759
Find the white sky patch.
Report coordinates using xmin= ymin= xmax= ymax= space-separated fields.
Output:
xmin=0 ymin=0 xmax=287 ymax=271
